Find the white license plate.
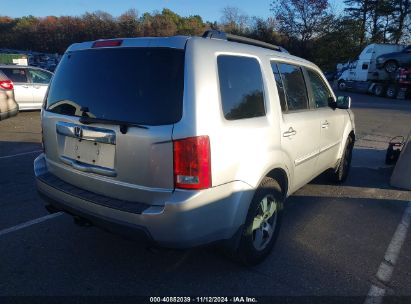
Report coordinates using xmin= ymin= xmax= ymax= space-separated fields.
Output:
xmin=63 ymin=137 xmax=115 ymax=169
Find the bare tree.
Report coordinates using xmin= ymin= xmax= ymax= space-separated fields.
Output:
xmin=220 ymin=6 xmax=249 ymax=34
xmin=344 ymin=0 xmax=371 ymax=44
xmin=390 ymin=0 xmax=411 ymax=43
xmin=271 ymin=0 xmax=331 ymax=48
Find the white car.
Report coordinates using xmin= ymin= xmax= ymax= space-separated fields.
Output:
xmin=0 ymin=65 xmax=53 ymax=110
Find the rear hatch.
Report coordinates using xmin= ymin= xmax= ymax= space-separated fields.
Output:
xmin=42 ymin=43 xmax=185 ymax=205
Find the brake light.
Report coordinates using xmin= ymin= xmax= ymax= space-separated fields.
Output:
xmin=92 ymin=40 xmax=123 ymax=48
xmin=173 ymin=136 xmax=211 ymax=190
xmin=0 ymin=80 xmax=13 ymax=90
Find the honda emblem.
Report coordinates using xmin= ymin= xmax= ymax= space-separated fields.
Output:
xmin=74 ymin=126 xmax=83 ymax=138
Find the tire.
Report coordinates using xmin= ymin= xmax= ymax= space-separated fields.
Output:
xmin=228 ymin=177 xmax=283 ymax=265
xmin=373 ymin=84 xmax=385 ymax=97
xmin=384 ymin=60 xmax=398 ymax=73
xmin=331 ymin=136 xmax=353 ymax=183
xmin=386 ymin=85 xmax=397 ymax=99
xmin=338 ymin=80 xmax=347 ymax=91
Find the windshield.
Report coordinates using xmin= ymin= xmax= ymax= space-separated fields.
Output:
xmin=46 ymin=47 xmax=185 ymax=125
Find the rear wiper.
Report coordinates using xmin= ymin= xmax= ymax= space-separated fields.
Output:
xmin=78 ymin=116 xmax=148 ymax=134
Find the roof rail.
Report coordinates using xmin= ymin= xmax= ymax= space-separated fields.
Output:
xmin=202 ymin=30 xmax=283 ymax=52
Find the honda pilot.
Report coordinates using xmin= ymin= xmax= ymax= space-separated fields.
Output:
xmin=35 ymin=31 xmax=355 ymax=264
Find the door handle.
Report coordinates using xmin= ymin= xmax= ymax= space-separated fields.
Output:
xmin=283 ymin=127 xmax=297 ymax=138
xmin=34 ymin=86 xmax=41 ymax=89
xmin=22 ymin=85 xmax=29 ymax=88
xmin=322 ymin=121 xmax=330 ymax=129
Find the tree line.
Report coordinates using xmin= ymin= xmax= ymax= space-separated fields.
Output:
xmin=0 ymin=0 xmax=410 ymax=71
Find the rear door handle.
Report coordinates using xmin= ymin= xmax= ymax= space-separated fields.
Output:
xmin=22 ymin=85 xmax=29 ymax=88
xmin=322 ymin=121 xmax=330 ymax=129
xmin=283 ymin=127 xmax=297 ymax=138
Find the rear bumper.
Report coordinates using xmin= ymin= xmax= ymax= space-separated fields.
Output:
xmin=0 ymin=106 xmax=18 ymax=121
xmin=34 ymin=154 xmax=254 ymax=248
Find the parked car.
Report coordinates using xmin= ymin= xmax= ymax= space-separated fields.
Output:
xmin=0 ymin=70 xmax=19 ymax=120
xmin=0 ymin=65 xmax=53 ymax=110
xmin=35 ymin=31 xmax=355 ymax=265
xmin=377 ymin=45 xmax=411 ymax=73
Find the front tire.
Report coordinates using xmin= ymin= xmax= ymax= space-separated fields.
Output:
xmin=332 ymin=136 xmax=353 ymax=183
xmin=373 ymin=84 xmax=385 ymax=97
xmin=231 ymin=177 xmax=283 ymax=265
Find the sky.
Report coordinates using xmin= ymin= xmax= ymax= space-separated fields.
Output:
xmin=0 ymin=0 xmax=276 ymax=22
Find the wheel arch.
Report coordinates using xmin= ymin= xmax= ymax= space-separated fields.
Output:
xmin=265 ymin=167 xmax=289 ymax=199
xmin=337 ymin=127 xmax=356 ymax=162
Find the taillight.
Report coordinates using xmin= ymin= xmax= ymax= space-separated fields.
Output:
xmin=92 ymin=40 xmax=123 ymax=48
xmin=0 ymin=80 xmax=13 ymax=90
xmin=173 ymin=136 xmax=211 ymax=190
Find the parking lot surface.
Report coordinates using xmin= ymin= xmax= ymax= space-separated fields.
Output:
xmin=0 ymin=93 xmax=411 ymax=301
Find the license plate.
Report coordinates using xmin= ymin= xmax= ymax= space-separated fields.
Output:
xmin=63 ymin=137 xmax=115 ymax=169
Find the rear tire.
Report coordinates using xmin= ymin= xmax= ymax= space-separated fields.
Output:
xmin=227 ymin=177 xmax=283 ymax=265
xmin=331 ymin=136 xmax=353 ymax=183
xmin=386 ymin=85 xmax=397 ymax=99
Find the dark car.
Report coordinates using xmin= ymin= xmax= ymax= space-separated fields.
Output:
xmin=376 ymin=45 xmax=411 ymax=73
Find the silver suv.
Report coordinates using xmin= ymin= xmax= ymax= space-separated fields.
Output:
xmin=35 ymin=31 xmax=355 ymax=264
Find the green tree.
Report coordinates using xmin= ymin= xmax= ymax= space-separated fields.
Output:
xmin=344 ymin=0 xmax=371 ymax=44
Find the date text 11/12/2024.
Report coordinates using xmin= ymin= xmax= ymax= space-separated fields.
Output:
xmin=150 ymin=297 xmax=258 ymax=303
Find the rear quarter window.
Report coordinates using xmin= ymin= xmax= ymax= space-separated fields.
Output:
xmin=217 ymin=55 xmax=265 ymax=120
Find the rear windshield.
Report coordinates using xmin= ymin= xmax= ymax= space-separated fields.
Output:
xmin=46 ymin=47 xmax=185 ymax=125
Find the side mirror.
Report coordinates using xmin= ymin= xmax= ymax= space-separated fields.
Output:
xmin=328 ymin=97 xmax=337 ymax=109
xmin=336 ymin=96 xmax=351 ymax=109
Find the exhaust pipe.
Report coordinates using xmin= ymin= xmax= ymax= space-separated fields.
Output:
xmin=45 ymin=204 xmax=61 ymax=214
xmin=73 ymin=215 xmax=93 ymax=227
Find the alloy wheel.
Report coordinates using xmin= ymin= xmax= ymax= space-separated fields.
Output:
xmin=251 ymin=195 xmax=278 ymax=251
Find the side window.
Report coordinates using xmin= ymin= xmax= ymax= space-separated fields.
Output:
xmin=217 ymin=55 xmax=265 ymax=120
xmin=278 ymin=63 xmax=309 ymax=111
xmin=270 ymin=63 xmax=286 ymax=112
xmin=29 ymin=69 xmax=52 ymax=84
xmin=307 ymin=70 xmax=333 ymax=108
xmin=1 ymin=68 xmax=28 ymax=83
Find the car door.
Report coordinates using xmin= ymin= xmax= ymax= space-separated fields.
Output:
xmin=305 ymin=69 xmax=346 ymax=172
xmin=0 ymin=67 xmax=33 ymax=108
xmin=271 ymin=62 xmax=322 ymax=192
xmin=28 ymin=68 xmax=52 ymax=108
